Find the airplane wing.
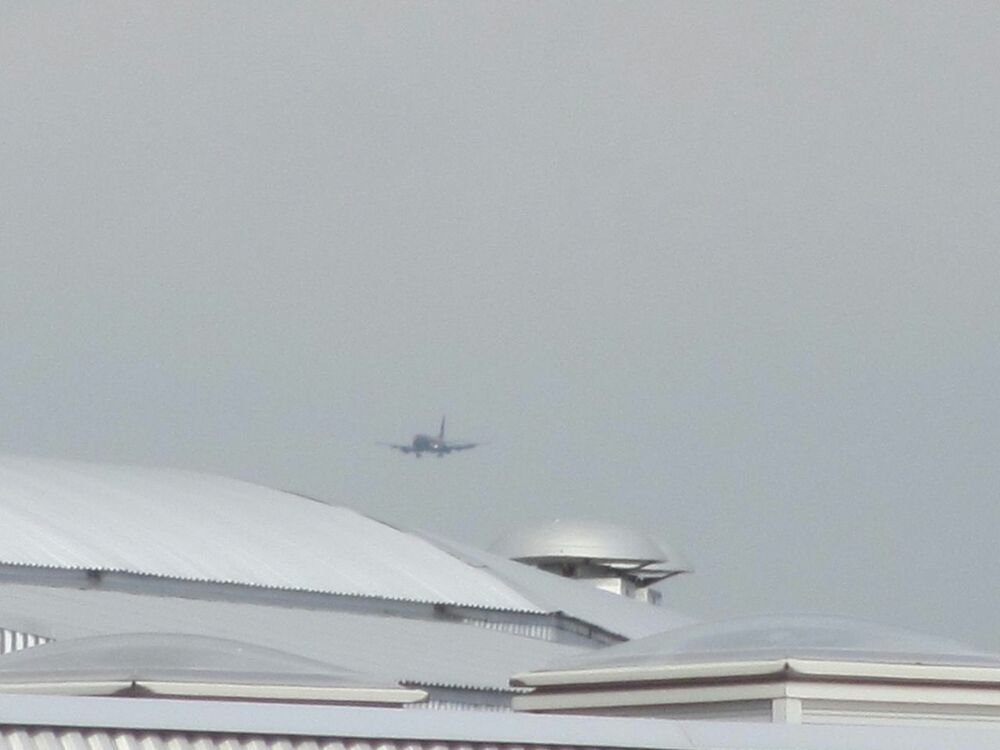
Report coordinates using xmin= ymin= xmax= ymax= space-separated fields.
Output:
xmin=378 ymin=443 xmax=414 ymax=453
xmin=446 ymin=442 xmax=478 ymax=452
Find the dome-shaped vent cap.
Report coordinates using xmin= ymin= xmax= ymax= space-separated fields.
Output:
xmin=490 ymin=519 xmax=689 ymax=572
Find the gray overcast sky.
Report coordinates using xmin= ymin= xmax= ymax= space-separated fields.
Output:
xmin=2 ymin=2 xmax=998 ymax=648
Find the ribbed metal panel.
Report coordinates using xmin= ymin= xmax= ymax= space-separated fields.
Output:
xmin=0 ymin=566 xmax=620 ymax=650
xmin=0 ymin=727 xmax=598 ymax=750
xmin=406 ymin=684 xmax=515 ymax=712
xmin=0 ymin=584 xmax=584 ymax=693
xmin=0 ymin=456 xmax=541 ymax=611
xmin=0 ymin=629 xmax=49 ymax=656
xmin=462 ymin=617 xmax=559 ymax=642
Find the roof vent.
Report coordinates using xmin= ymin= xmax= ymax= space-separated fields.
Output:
xmin=489 ymin=520 xmax=690 ymax=605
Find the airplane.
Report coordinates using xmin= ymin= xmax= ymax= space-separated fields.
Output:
xmin=382 ymin=417 xmax=480 ymax=458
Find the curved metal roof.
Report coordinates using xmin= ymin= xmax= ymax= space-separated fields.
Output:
xmin=490 ymin=519 xmax=685 ymax=568
xmin=0 ymin=632 xmax=367 ymax=684
xmin=0 ymin=583 xmax=585 ymax=692
xmin=0 ymin=633 xmax=425 ymax=703
xmin=0 ymin=455 xmax=538 ymax=610
xmin=537 ymin=615 xmax=1000 ymax=671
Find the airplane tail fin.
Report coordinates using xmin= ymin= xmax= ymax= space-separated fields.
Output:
xmin=439 ymin=416 xmax=446 ymax=440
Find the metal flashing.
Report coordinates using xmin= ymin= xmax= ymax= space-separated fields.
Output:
xmin=0 ymin=564 xmax=621 ymax=648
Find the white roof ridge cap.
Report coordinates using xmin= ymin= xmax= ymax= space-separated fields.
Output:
xmin=514 ymin=656 xmax=1000 ymax=689
xmin=133 ymin=680 xmax=427 ymax=703
xmin=512 ymin=659 xmax=790 ymax=687
xmin=785 ymin=657 xmax=1000 ymax=682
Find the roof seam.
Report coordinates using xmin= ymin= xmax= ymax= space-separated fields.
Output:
xmin=0 ymin=561 xmax=544 ymax=614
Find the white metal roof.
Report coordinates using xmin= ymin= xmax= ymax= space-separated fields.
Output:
xmin=0 ymin=632 xmax=367 ymax=683
xmin=512 ymin=616 xmax=1000 ymax=724
xmin=0 ymin=454 xmax=697 ymax=638
xmin=0 ymin=633 xmax=425 ymax=704
xmin=0 ymin=455 xmax=540 ymax=610
xmin=3 ymin=692 xmax=1000 ymax=750
xmin=0 ymin=583 xmax=583 ymax=692
xmin=520 ymin=615 xmax=1000 ymax=676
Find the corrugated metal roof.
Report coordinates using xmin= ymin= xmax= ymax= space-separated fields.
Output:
xmin=0 ymin=719 xmax=611 ymax=750
xmin=0 ymin=455 xmax=539 ymax=610
xmin=1 ymin=728 xmax=591 ymax=750
xmin=0 ymin=584 xmax=582 ymax=692
xmin=3 ymin=693 xmax=1000 ymax=750
xmin=0 ymin=455 xmax=698 ymax=639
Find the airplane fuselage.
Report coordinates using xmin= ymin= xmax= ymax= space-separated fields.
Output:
xmin=411 ymin=434 xmax=447 ymax=456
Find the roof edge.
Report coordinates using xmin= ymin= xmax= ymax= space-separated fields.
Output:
xmin=0 ymin=565 xmax=625 ymax=648
xmin=513 ymin=658 xmax=1000 ymax=688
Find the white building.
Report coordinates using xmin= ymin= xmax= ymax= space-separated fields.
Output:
xmin=0 ymin=454 xmax=997 ymax=749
